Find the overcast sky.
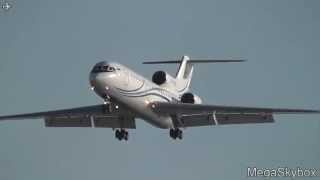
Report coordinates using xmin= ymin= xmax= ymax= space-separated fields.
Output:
xmin=0 ymin=0 xmax=319 ymax=179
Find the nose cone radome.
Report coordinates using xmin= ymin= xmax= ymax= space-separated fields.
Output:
xmin=89 ymin=61 xmax=119 ymax=87
xmin=89 ymin=71 xmax=115 ymax=87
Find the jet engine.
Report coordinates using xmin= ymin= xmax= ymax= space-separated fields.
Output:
xmin=152 ymin=71 xmax=175 ymax=86
xmin=180 ymin=92 xmax=202 ymax=104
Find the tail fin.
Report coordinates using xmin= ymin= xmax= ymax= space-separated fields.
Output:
xmin=176 ymin=55 xmax=192 ymax=79
xmin=143 ymin=55 xmax=245 ymax=94
xmin=175 ymin=56 xmax=193 ymax=93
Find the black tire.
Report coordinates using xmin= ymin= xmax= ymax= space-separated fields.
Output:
xmin=115 ymin=130 xmax=122 ymax=140
xmin=173 ymin=129 xmax=179 ymax=139
xmin=124 ymin=131 xmax=129 ymax=141
xmin=169 ymin=129 xmax=174 ymax=138
xmin=178 ymin=130 xmax=183 ymax=140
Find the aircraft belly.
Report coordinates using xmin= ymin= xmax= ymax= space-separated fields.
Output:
xmin=112 ymin=90 xmax=173 ymax=129
xmin=92 ymin=76 xmax=174 ymax=129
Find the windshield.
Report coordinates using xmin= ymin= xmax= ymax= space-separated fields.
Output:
xmin=92 ymin=65 xmax=116 ymax=73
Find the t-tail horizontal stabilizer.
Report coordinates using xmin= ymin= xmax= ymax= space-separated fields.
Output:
xmin=143 ymin=59 xmax=246 ymax=64
xmin=143 ymin=55 xmax=246 ymax=94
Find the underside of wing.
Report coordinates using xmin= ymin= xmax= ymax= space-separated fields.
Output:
xmin=150 ymin=102 xmax=320 ymax=114
xmin=150 ymin=102 xmax=319 ymax=127
xmin=0 ymin=105 xmax=107 ymax=120
xmin=177 ymin=113 xmax=274 ymax=127
xmin=0 ymin=104 xmax=136 ymax=129
xmin=44 ymin=115 xmax=136 ymax=129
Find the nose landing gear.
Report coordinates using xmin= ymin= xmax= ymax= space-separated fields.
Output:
xmin=115 ymin=129 xmax=129 ymax=141
xmin=169 ymin=128 xmax=183 ymax=140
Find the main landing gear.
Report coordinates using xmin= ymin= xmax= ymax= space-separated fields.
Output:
xmin=115 ymin=129 xmax=129 ymax=141
xmin=169 ymin=128 xmax=183 ymax=140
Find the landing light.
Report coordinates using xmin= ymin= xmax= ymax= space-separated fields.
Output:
xmin=90 ymin=87 xmax=95 ymax=90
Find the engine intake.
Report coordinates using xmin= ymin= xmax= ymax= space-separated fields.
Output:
xmin=152 ymin=71 xmax=167 ymax=85
xmin=181 ymin=93 xmax=195 ymax=103
xmin=181 ymin=92 xmax=202 ymax=104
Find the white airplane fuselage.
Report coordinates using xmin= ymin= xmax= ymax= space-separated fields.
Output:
xmin=89 ymin=62 xmax=178 ymax=129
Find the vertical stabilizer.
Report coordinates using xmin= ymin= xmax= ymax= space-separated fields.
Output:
xmin=175 ymin=56 xmax=194 ymax=94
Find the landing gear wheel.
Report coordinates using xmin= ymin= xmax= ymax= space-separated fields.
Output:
xmin=169 ymin=128 xmax=183 ymax=140
xmin=169 ymin=129 xmax=176 ymax=139
xmin=121 ymin=129 xmax=128 ymax=141
xmin=115 ymin=129 xmax=129 ymax=141
xmin=115 ymin=129 xmax=122 ymax=140
xmin=124 ymin=131 xmax=129 ymax=141
xmin=177 ymin=129 xmax=183 ymax=140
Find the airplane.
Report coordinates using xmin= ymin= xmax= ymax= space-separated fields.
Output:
xmin=0 ymin=55 xmax=319 ymax=141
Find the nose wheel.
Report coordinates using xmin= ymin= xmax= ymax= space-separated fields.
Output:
xmin=115 ymin=129 xmax=129 ymax=141
xmin=169 ymin=128 xmax=183 ymax=140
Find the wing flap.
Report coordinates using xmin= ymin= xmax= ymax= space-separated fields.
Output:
xmin=180 ymin=114 xmax=215 ymax=127
xmin=93 ymin=116 xmax=136 ymax=129
xmin=216 ymin=113 xmax=274 ymax=125
xmin=45 ymin=116 xmax=92 ymax=127
xmin=178 ymin=113 xmax=274 ymax=127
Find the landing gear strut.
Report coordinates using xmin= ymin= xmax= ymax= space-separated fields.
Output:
xmin=169 ymin=128 xmax=183 ymax=140
xmin=115 ymin=129 xmax=129 ymax=141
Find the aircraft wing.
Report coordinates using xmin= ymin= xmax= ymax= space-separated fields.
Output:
xmin=150 ymin=102 xmax=320 ymax=127
xmin=0 ymin=104 xmax=136 ymax=129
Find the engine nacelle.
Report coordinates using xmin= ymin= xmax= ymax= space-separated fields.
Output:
xmin=180 ymin=92 xmax=202 ymax=104
xmin=152 ymin=71 xmax=175 ymax=86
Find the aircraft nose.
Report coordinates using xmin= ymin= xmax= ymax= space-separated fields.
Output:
xmin=89 ymin=69 xmax=117 ymax=88
xmin=89 ymin=73 xmax=97 ymax=87
xmin=89 ymin=61 xmax=120 ymax=90
xmin=89 ymin=72 xmax=105 ymax=86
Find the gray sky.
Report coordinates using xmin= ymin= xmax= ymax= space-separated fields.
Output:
xmin=0 ymin=0 xmax=319 ymax=179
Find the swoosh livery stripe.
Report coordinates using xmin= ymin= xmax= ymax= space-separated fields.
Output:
xmin=120 ymin=92 xmax=172 ymax=102
xmin=116 ymin=81 xmax=145 ymax=93
xmin=118 ymin=87 xmax=177 ymax=97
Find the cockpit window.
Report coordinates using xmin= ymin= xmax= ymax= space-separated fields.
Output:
xmin=108 ymin=66 xmax=115 ymax=72
xmin=92 ymin=65 xmax=116 ymax=73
